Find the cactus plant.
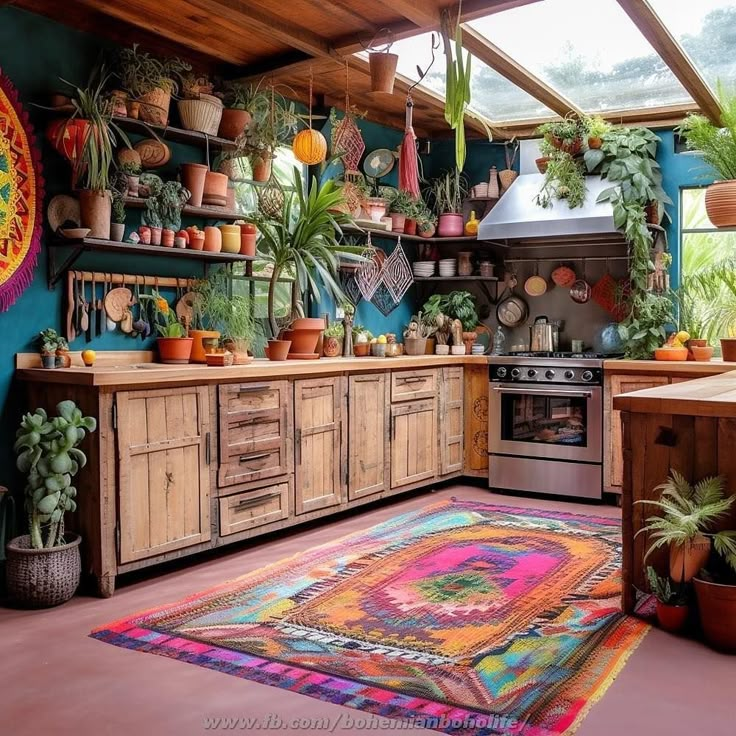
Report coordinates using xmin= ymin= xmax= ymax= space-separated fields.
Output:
xmin=14 ymin=401 xmax=97 ymax=549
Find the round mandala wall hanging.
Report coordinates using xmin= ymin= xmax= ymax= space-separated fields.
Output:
xmin=0 ymin=69 xmax=44 ymax=311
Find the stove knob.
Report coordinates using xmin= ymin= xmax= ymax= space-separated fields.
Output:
xmin=564 ymin=370 xmax=575 ymax=380
xmin=527 ymin=369 xmax=537 ymax=378
xmin=496 ymin=367 xmax=507 ymax=378
xmin=545 ymin=370 xmax=555 ymax=380
xmin=582 ymin=370 xmax=594 ymax=382
xmin=511 ymin=368 xmax=521 ymax=379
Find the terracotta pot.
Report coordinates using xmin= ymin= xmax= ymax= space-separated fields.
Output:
xmin=219 ymin=108 xmax=252 ymax=140
xmin=188 ymin=231 xmax=205 ymax=250
xmin=287 ymin=317 xmax=324 ymax=355
xmin=669 ymin=535 xmax=711 ymax=583
xmin=139 ymin=85 xmax=171 ymax=126
xmin=78 ymin=189 xmax=111 ymax=239
xmin=551 ymin=136 xmax=582 ymax=155
xmin=181 ymin=163 xmax=208 ymax=207
xmin=157 ymin=337 xmax=193 ymax=364
xmin=404 ymin=337 xmax=427 ymax=356
xmin=655 ymin=601 xmax=689 ymax=634
xmin=353 ymin=343 xmax=371 ymax=357
xmin=126 ymin=174 xmax=140 ymax=197
xmin=266 ymin=339 xmax=291 ymax=361
xmin=252 ymin=155 xmax=271 ymax=183
xmin=126 ymin=99 xmax=140 ymax=119
xmin=219 ymin=224 xmax=241 ymax=253
xmin=462 ymin=331 xmax=478 ymax=355
xmin=588 ymin=136 xmax=603 ymax=150
xmin=536 ymin=157 xmax=551 ymax=174
xmin=369 ymin=52 xmax=398 ymax=94
xmin=691 ymin=345 xmax=714 ymax=362
xmin=158 ymin=228 xmax=173 ymax=247
xmin=110 ymin=222 xmax=125 ymax=242
xmin=322 ymin=336 xmax=343 ymax=357
xmin=705 ymin=180 xmax=736 ymax=228
xmin=55 ymin=348 xmax=71 ymax=368
xmin=203 ymin=226 xmax=222 ymax=252
xmin=645 ymin=201 xmax=661 ymax=225
xmin=240 ymin=232 xmax=257 ymax=256
xmin=721 ymin=338 xmax=736 ymax=362
xmin=686 ymin=338 xmax=707 ymax=361
xmin=694 ymin=576 xmax=736 ymax=652
xmin=138 ymin=225 xmax=151 ymax=244
xmin=404 ymin=218 xmax=417 ymax=236
xmin=418 ymin=224 xmax=436 ymax=238
xmin=424 ymin=336 xmax=436 ymax=355
xmin=188 ymin=329 xmax=221 ymax=363
xmin=149 ymin=226 xmax=162 ymax=246
xmin=438 ymin=213 xmax=464 ymax=238
xmin=390 ymin=213 xmax=406 ymax=233
xmin=202 ymin=171 xmax=229 ymax=206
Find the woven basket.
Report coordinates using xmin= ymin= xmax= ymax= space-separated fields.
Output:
xmin=178 ymin=95 xmax=224 ymax=136
xmin=139 ymin=85 xmax=172 ymax=126
xmin=498 ymin=169 xmax=518 ymax=192
xmin=6 ymin=533 xmax=81 ymax=608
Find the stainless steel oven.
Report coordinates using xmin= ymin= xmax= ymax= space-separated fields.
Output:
xmin=488 ymin=356 xmax=604 ymax=499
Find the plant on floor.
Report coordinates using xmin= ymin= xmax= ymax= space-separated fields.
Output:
xmin=646 ymin=565 xmax=690 ymax=634
xmin=14 ymin=401 xmax=97 ymax=549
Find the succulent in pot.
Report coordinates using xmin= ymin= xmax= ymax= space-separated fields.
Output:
xmin=7 ymin=400 xmax=97 ymax=607
xmin=119 ymin=158 xmax=142 ymax=197
xmin=36 ymin=327 xmax=63 ymax=369
xmin=323 ymin=322 xmax=344 ymax=357
xmin=388 ymin=189 xmax=417 ymax=234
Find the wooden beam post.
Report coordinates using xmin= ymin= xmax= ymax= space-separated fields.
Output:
xmin=616 ymin=0 xmax=721 ymax=123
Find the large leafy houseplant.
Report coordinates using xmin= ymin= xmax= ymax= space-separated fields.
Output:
xmin=256 ymin=168 xmax=363 ymax=337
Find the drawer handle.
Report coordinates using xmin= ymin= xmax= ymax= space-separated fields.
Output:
xmin=236 ymin=417 xmax=270 ymax=427
xmin=237 ymin=386 xmax=267 ymax=394
xmin=234 ymin=491 xmax=281 ymax=510
xmin=399 ymin=377 xmax=427 ymax=384
xmin=239 ymin=452 xmax=271 ymax=463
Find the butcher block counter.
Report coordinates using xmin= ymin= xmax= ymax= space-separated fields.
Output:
xmin=613 ymin=370 xmax=736 ymax=613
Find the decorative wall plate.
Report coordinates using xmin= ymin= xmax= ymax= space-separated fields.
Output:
xmin=47 ymin=194 xmax=80 ymax=232
xmin=363 ymin=148 xmax=396 ymax=179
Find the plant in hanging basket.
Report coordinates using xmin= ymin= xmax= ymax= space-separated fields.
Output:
xmin=367 ymin=35 xmax=399 ymax=95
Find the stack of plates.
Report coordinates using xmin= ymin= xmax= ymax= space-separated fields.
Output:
xmin=439 ymin=258 xmax=457 ymax=277
xmin=412 ymin=261 xmax=436 ymax=278
xmin=471 ymin=344 xmax=485 ymax=355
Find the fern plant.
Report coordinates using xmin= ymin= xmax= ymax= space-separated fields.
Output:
xmin=636 ymin=470 xmax=734 ymax=562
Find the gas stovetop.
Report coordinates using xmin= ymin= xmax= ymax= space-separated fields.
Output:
xmin=505 ymin=351 xmax=616 ymax=360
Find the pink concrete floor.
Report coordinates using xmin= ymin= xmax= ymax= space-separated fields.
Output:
xmin=1 ymin=485 xmax=733 ymax=735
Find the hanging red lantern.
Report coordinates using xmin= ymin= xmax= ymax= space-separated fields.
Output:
xmin=292 ymin=68 xmax=327 ymax=166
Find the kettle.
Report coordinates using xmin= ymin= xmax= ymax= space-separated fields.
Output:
xmin=529 ymin=316 xmax=555 ymax=352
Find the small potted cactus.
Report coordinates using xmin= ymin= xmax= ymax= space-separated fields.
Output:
xmin=6 ymin=400 xmax=97 ymax=607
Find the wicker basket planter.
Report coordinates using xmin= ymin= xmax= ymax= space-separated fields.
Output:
xmin=177 ymin=94 xmax=224 ymax=136
xmin=5 ymin=533 xmax=81 ymax=608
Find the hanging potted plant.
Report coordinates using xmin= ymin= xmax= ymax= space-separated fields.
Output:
xmin=537 ymin=116 xmax=588 ymax=156
xmin=368 ymin=36 xmax=398 ymax=94
xmin=428 ymin=169 xmax=467 ymax=237
xmin=219 ymin=80 xmax=268 ymax=140
xmin=177 ymin=74 xmax=223 ymax=136
xmin=646 ymin=566 xmax=690 ymax=634
xmin=117 ymin=44 xmax=191 ymax=126
xmin=140 ymin=290 xmax=193 ymax=363
xmin=7 ymin=401 xmax=97 ymax=607
xmin=110 ymin=190 xmax=126 ymax=242
xmin=678 ymin=86 xmax=736 ymax=228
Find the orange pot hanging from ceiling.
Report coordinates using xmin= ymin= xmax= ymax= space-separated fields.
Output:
xmin=292 ymin=68 xmax=327 ymax=166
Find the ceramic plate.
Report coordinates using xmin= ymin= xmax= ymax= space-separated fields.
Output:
xmin=47 ymin=195 xmax=81 ymax=232
xmin=363 ymin=148 xmax=396 ymax=179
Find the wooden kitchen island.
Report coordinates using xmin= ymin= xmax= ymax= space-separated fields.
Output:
xmin=16 ymin=353 xmax=490 ymax=596
xmin=614 ymin=371 xmax=736 ymax=613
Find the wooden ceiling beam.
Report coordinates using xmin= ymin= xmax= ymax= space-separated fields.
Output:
xmin=372 ymin=0 xmax=439 ymax=28
xmin=616 ymin=0 xmax=721 ymax=123
xmin=460 ymin=25 xmax=581 ymax=119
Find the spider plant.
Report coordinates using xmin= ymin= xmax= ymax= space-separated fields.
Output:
xmin=117 ymin=44 xmax=191 ymax=98
xmin=426 ymin=169 xmax=468 ymax=215
xmin=256 ymin=168 xmax=364 ymax=337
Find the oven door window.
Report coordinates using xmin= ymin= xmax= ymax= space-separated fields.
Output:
xmin=500 ymin=392 xmax=588 ymax=448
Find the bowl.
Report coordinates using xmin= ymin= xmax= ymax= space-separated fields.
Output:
xmin=384 ymin=343 xmax=402 ymax=357
xmin=371 ymin=343 xmax=386 ymax=357
xmin=59 ymin=227 xmax=91 ymax=240
xmin=691 ymin=345 xmax=714 ymax=362
xmin=654 ymin=347 xmax=689 ymax=361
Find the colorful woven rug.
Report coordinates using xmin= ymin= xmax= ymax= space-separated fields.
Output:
xmin=0 ymin=69 xmax=43 ymax=312
xmin=92 ymin=500 xmax=648 ymax=735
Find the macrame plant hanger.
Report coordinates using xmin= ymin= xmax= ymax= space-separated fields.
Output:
xmin=257 ymin=83 xmax=285 ymax=218
xmin=333 ymin=60 xmax=366 ymax=179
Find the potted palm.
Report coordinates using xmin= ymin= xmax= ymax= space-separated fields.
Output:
xmin=140 ymin=290 xmax=193 ymax=363
xmin=257 ymin=168 xmax=363 ymax=357
xmin=636 ymin=470 xmax=734 ymax=583
xmin=428 ymin=170 xmax=467 ymax=237
xmin=7 ymin=400 xmax=97 ymax=607
xmin=677 ymin=86 xmax=736 ymax=228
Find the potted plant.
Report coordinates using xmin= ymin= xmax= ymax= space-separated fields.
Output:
xmin=537 ymin=116 xmax=588 ymax=155
xmin=677 ymin=86 xmax=736 ymax=228
xmin=403 ymin=314 xmax=428 ymax=355
xmin=256 ymin=168 xmax=363 ymax=354
xmin=117 ymin=150 xmax=142 ymax=196
xmin=36 ymin=328 xmax=60 ymax=369
xmin=353 ymin=326 xmax=373 ymax=356
xmin=443 ymin=290 xmax=480 ymax=353
xmin=323 ymin=322 xmax=344 ymax=357
xmin=110 ymin=191 xmax=125 ymax=242
xmin=636 ymin=470 xmax=734 ymax=583
xmin=177 ymin=74 xmax=223 ymax=136
xmin=417 ymin=206 xmax=438 ymax=239
xmin=388 ymin=190 xmax=417 ymax=234
xmin=586 ymin=115 xmax=612 ymax=150
xmin=7 ymin=400 xmax=97 ymax=607
xmin=428 ymin=170 xmax=467 ymax=237
xmin=535 ymin=149 xmax=586 ymax=209
xmin=368 ymin=40 xmax=398 ymax=94
xmin=140 ymin=290 xmax=193 ymax=363
xmin=646 ymin=566 xmax=690 ymax=634
xmin=159 ymin=180 xmax=190 ymax=246
xmin=219 ymin=80 xmax=268 ymax=140
xmin=117 ymin=44 xmax=191 ymax=126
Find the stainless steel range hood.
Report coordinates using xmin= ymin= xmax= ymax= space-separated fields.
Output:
xmin=478 ymin=139 xmax=622 ymax=245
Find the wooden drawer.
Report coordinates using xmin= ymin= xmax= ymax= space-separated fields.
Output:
xmin=218 ymin=381 xmax=291 ymax=489
xmin=391 ymin=369 xmax=438 ymax=402
xmin=218 ymin=481 xmax=290 ymax=536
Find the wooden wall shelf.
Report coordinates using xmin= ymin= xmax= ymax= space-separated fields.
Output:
xmin=412 ymin=276 xmax=498 ymax=282
xmin=47 ymin=237 xmax=255 ymax=288
xmin=113 ymin=115 xmax=237 ymax=151
xmin=123 ymin=197 xmax=242 ymax=222
xmin=344 ymin=225 xmax=484 ymax=245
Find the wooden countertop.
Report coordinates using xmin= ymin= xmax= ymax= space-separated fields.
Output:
xmin=16 ymin=353 xmax=491 ymax=388
xmin=603 ymin=358 xmax=736 ymax=375
xmin=613 ymin=370 xmax=736 ymax=417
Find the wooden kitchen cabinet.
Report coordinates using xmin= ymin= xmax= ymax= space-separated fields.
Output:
xmin=390 ymin=398 xmax=437 ymax=488
xmin=348 ymin=373 xmax=389 ymax=500
xmin=440 ymin=367 xmax=464 ymax=476
xmin=294 ymin=377 xmax=345 ymax=515
xmin=115 ymin=386 xmax=212 ymax=564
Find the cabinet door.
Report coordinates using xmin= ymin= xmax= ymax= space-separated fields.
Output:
xmin=294 ymin=377 xmax=344 ymax=515
xmin=390 ymin=399 xmax=437 ymax=489
xmin=218 ymin=381 xmax=291 ymax=490
xmin=440 ymin=367 xmax=464 ymax=475
xmin=604 ymin=374 xmax=669 ymax=490
xmin=348 ymin=373 xmax=389 ymax=500
xmin=116 ymin=386 xmax=212 ymax=564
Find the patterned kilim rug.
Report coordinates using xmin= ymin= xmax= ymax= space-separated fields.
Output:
xmin=92 ymin=500 xmax=648 ymax=735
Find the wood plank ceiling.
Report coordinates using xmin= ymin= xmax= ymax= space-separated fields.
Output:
xmin=13 ymin=0 xmax=716 ymax=138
